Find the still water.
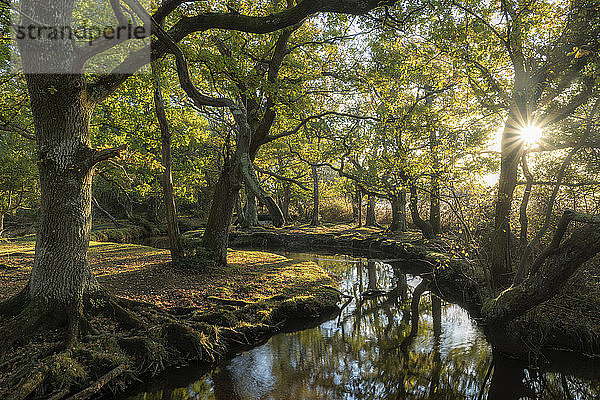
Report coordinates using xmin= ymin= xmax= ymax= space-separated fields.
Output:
xmin=127 ymin=253 xmax=600 ymax=400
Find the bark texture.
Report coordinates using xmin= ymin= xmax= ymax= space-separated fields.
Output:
xmin=243 ymin=188 xmax=259 ymax=227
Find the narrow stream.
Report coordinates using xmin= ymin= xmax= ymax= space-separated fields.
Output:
xmin=126 ymin=252 xmax=600 ymax=399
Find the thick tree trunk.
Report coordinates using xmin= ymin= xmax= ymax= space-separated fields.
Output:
xmin=365 ymin=195 xmax=376 ymax=227
xmin=201 ymin=160 xmax=241 ymax=265
xmin=389 ymin=191 xmax=406 ymax=232
xmin=485 ymin=221 xmax=600 ymax=326
xmin=311 ymin=164 xmax=319 ymax=227
xmin=153 ymin=69 xmax=184 ymax=263
xmin=26 ymin=74 xmax=97 ymax=309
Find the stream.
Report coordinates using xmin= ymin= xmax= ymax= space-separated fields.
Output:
xmin=125 ymin=252 xmax=600 ymax=399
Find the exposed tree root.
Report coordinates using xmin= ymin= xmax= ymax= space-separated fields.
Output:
xmin=6 ymin=365 xmax=49 ymax=400
xmin=0 ymin=301 xmax=48 ymax=358
xmin=0 ymin=288 xmax=29 ymax=317
xmin=0 ymin=288 xmax=223 ymax=399
xmin=0 ymin=275 xmax=342 ymax=399
xmin=66 ymin=364 xmax=126 ymax=400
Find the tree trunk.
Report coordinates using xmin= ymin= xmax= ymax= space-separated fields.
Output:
xmin=409 ymin=185 xmax=435 ymax=239
xmin=1 ymin=189 xmax=13 ymax=236
xmin=489 ymin=110 xmax=524 ymax=288
xmin=357 ymin=188 xmax=363 ymax=227
xmin=429 ymin=130 xmax=442 ymax=234
xmin=91 ymin=196 xmax=121 ymax=228
xmin=201 ymin=101 xmax=285 ymax=263
xmin=201 ymin=160 xmax=241 ymax=265
xmin=152 ymin=65 xmax=184 ymax=263
xmin=26 ymin=73 xmax=97 ymax=310
xmin=243 ymin=188 xmax=259 ymax=227
xmin=240 ymin=154 xmax=285 ymax=227
xmin=281 ymin=183 xmax=291 ymax=222
xmin=311 ymin=164 xmax=319 ymax=227
xmin=365 ymin=195 xmax=376 ymax=227
xmin=389 ymin=191 xmax=407 ymax=232
xmin=234 ymin=192 xmax=246 ymax=226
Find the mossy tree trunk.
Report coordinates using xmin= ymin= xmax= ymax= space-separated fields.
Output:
xmin=17 ymin=0 xmax=113 ymax=315
xmin=201 ymin=159 xmax=241 ymax=264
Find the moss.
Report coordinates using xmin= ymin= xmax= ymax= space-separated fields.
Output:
xmin=192 ymin=309 xmax=239 ymax=327
xmin=481 ymin=299 xmax=496 ymax=317
xmin=48 ymin=353 xmax=88 ymax=387
xmin=269 ymin=288 xmax=340 ymax=324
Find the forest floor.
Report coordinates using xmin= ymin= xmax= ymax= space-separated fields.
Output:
xmin=2 ymin=222 xmax=600 ymax=398
xmin=0 ymin=236 xmax=342 ymax=399
xmin=0 ymin=237 xmax=338 ymax=311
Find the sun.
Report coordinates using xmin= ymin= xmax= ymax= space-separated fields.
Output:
xmin=520 ymin=124 xmax=543 ymax=147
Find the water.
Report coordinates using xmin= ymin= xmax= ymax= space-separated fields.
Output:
xmin=126 ymin=253 xmax=600 ymax=400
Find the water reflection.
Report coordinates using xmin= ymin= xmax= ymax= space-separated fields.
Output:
xmin=127 ymin=253 xmax=600 ymax=400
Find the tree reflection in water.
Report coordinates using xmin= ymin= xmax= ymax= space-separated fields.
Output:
xmin=127 ymin=253 xmax=600 ymax=400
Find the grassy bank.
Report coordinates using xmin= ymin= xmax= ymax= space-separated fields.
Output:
xmin=0 ymin=239 xmax=341 ymax=399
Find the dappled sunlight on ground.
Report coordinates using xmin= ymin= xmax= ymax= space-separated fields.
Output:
xmin=0 ymin=240 xmax=335 ymax=313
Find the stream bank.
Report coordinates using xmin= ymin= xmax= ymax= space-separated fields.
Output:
xmin=0 ymin=240 xmax=343 ymax=399
xmin=221 ymin=225 xmax=600 ymax=358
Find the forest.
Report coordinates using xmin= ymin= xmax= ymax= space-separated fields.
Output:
xmin=0 ymin=0 xmax=600 ymax=398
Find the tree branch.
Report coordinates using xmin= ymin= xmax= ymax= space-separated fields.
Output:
xmin=253 ymin=164 xmax=309 ymax=191
xmin=90 ymin=145 xmax=128 ymax=167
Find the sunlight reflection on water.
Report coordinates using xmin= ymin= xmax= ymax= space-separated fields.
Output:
xmin=126 ymin=252 xmax=600 ymax=400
